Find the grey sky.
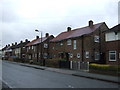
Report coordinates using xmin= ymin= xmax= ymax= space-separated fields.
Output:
xmin=0 ymin=0 xmax=119 ymax=49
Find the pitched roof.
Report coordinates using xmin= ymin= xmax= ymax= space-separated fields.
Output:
xmin=16 ymin=41 xmax=30 ymax=48
xmin=104 ymin=24 xmax=120 ymax=33
xmin=51 ymin=22 xmax=104 ymax=42
xmin=26 ymin=36 xmax=51 ymax=46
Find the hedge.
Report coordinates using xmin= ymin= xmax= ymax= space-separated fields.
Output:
xmin=89 ymin=64 xmax=120 ymax=72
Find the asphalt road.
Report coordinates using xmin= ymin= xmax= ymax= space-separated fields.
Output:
xmin=2 ymin=60 xmax=119 ymax=88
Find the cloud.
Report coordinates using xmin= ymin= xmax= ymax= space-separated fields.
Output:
xmin=1 ymin=0 xmax=119 ymax=48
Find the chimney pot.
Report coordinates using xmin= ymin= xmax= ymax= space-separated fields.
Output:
xmin=67 ymin=27 xmax=71 ymax=32
xmin=45 ymin=33 xmax=49 ymax=37
xmin=15 ymin=42 xmax=17 ymax=45
xmin=36 ymin=36 xmax=39 ymax=39
xmin=89 ymin=20 xmax=93 ymax=28
xmin=12 ymin=43 xmax=14 ymax=46
xmin=25 ymin=39 xmax=28 ymax=42
xmin=20 ymin=41 xmax=23 ymax=43
xmin=8 ymin=44 xmax=10 ymax=46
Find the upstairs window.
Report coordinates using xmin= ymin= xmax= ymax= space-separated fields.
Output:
xmin=67 ymin=39 xmax=71 ymax=45
xmin=29 ymin=46 xmax=31 ymax=49
xmin=44 ymin=43 xmax=48 ymax=48
xmin=73 ymin=40 xmax=77 ymax=49
xmin=32 ymin=46 xmax=34 ymax=49
xmin=109 ymin=51 xmax=116 ymax=61
xmin=94 ymin=35 xmax=99 ymax=43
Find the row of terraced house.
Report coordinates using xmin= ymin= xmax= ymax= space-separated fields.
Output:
xmin=1 ymin=20 xmax=120 ymax=66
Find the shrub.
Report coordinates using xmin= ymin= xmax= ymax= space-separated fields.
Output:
xmin=89 ymin=63 xmax=120 ymax=72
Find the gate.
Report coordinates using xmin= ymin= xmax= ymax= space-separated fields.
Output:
xmin=70 ymin=61 xmax=89 ymax=71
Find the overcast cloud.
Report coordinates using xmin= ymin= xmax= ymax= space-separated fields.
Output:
xmin=0 ymin=0 xmax=119 ymax=49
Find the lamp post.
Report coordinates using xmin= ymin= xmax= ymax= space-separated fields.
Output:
xmin=35 ymin=29 xmax=43 ymax=64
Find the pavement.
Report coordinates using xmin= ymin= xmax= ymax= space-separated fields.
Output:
xmin=7 ymin=61 xmax=120 ymax=85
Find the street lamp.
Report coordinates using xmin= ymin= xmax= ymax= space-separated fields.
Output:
xmin=35 ymin=29 xmax=43 ymax=64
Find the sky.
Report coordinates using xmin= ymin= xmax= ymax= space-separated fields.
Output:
xmin=0 ymin=0 xmax=119 ymax=49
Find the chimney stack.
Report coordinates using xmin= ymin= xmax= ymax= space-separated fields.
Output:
xmin=36 ymin=36 xmax=39 ymax=39
xmin=12 ymin=43 xmax=14 ymax=46
xmin=45 ymin=33 xmax=49 ymax=37
xmin=20 ymin=41 xmax=23 ymax=43
xmin=8 ymin=44 xmax=10 ymax=46
xmin=15 ymin=42 xmax=17 ymax=45
xmin=25 ymin=39 xmax=28 ymax=42
xmin=67 ymin=27 xmax=71 ymax=32
xmin=89 ymin=20 xmax=93 ymax=28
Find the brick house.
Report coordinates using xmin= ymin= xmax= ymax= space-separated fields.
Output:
xmin=1 ymin=44 xmax=12 ymax=60
xmin=14 ymin=39 xmax=30 ymax=61
xmin=50 ymin=20 xmax=109 ymax=64
xmin=26 ymin=33 xmax=54 ymax=63
xmin=104 ymin=24 xmax=120 ymax=65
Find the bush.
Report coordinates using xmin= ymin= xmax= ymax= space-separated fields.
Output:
xmin=45 ymin=59 xmax=59 ymax=68
xmin=89 ymin=64 xmax=120 ymax=72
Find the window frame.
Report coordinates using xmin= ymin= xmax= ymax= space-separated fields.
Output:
xmin=67 ymin=39 xmax=72 ymax=45
xmin=95 ymin=52 xmax=100 ymax=60
xmin=73 ymin=40 xmax=77 ymax=50
xmin=94 ymin=35 xmax=100 ymax=43
xmin=109 ymin=51 xmax=116 ymax=61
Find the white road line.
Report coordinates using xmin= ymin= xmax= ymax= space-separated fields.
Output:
xmin=2 ymin=80 xmax=14 ymax=88
xmin=68 ymin=85 xmax=74 ymax=88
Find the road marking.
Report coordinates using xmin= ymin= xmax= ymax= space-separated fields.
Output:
xmin=2 ymin=80 xmax=14 ymax=88
xmin=68 ymin=85 xmax=74 ymax=88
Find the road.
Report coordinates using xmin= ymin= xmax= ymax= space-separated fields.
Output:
xmin=2 ymin=60 xmax=119 ymax=88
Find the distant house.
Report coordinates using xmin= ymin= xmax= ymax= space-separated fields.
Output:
xmin=14 ymin=39 xmax=30 ymax=61
xmin=26 ymin=33 xmax=54 ymax=63
xmin=104 ymin=24 xmax=120 ymax=65
xmin=50 ymin=20 xmax=109 ymax=64
xmin=1 ymin=44 xmax=12 ymax=60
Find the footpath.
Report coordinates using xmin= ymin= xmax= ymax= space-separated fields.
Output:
xmin=6 ymin=61 xmax=120 ymax=84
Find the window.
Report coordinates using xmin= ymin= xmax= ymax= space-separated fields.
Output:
xmin=85 ymin=51 xmax=89 ymax=58
xmin=77 ymin=53 xmax=80 ymax=58
xmin=29 ymin=46 xmax=31 ymax=49
xmin=39 ymin=52 xmax=41 ymax=57
xmin=94 ymin=35 xmax=99 ymax=42
xmin=70 ymin=53 xmax=73 ymax=58
xmin=95 ymin=52 xmax=100 ymax=60
xmin=53 ymin=47 xmax=54 ymax=50
xmin=67 ymin=39 xmax=71 ymax=45
xmin=32 ymin=46 xmax=34 ymax=49
xmin=27 ymin=47 xmax=29 ymax=52
xmin=109 ymin=51 xmax=116 ymax=61
xmin=44 ymin=43 xmax=48 ymax=48
xmin=105 ymin=32 xmax=118 ymax=41
xmin=34 ymin=47 xmax=36 ymax=52
xmin=44 ymin=53 xmax=48 ymax=59
xmin=60 ymin=43 xmax=63 ymax=46
xmin=73 ymin=40 xmax=77 ymax=49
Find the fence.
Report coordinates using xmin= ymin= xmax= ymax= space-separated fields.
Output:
xmin=70 ymin=61 xmax=89 ymax=71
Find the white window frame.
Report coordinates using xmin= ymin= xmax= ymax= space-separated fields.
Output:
xmin=70 ymin=53 xmax=73 ymax=58
xmin=60 ymin=42 xmax=63 ymax=46
xmin=44 ymin=43 xmax=48 ymax=48
xmin=67 ymin=39 xmax=72 ymax=45
xmin=32 ymin=46 xmax=34 ymax=49
xmin=95 ymin=52 xmax=100 ymax=60
xmin=109 ymin=51 xmax=116 ymax=61
xmin=77 ymin=53 xmax=80 ymax=58
xmin=94 ymin=35 xmax=99 ymax=43
xmin=85 ymin=51 xmax=89 ymax=58
xmin=73 ymin=40 xmax=77 ymax=50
